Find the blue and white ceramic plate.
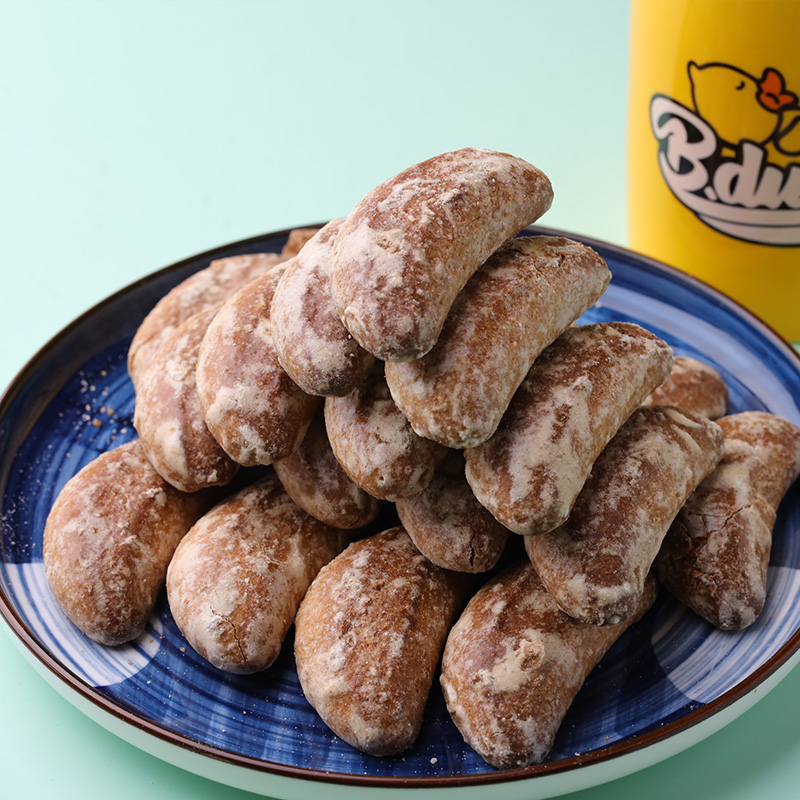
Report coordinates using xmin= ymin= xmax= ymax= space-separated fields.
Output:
xmin=1 ymin=226 xmax=800 ymax=799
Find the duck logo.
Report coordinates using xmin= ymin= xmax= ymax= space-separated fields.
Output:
xmin=650 ymin=61 xmax=800 ymax=246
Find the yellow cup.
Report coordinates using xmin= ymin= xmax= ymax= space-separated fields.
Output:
xmin=627 ymin=0 xmax=800 ymax=341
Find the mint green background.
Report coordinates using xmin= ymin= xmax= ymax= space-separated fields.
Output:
xmin=1 ymin=1 xmax=799 ymax=799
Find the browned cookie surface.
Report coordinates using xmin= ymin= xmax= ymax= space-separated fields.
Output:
xmin=642 ymin=355 xmax=728 ymax=419
xmin=525 ymin=405 xmax=724 ymax=626
xmin=385 ymin=235 xmax=610 ymax=448
xmin=271 ymin=219 xmax=374 ymax=397
xmin=167 ymin=475 xmax=347 ymax=673
xmin=274 ymin=409 xmax=382 ymax=529
xmin=465 ymin=322 xmax=673 ymax=535
xmin=128 ymin=252 xmax=284 ymax=387
xmin=396 ymin=449 xmax=509 ymax=573
xmin=195 ymin=263 xmax=320 ymax=466
xmin=656 ymin=410 xmax=800 ymax=629
xmin=281 ymin=226 xmax=321 ymax=258
xmin=43 ymin=440 xmax=213 ymax=645
xmin=440 ymin=561 xmax=657 ymax=769
xmin=324 ymin=365 xmax=447 ymax=501
xmin=330 ymin=147 xmax=553 ymax=362
xmin=294 ymin=527 xmax=466 ymax=756
xmin=133 ymin=306 xmax=239 ymax=492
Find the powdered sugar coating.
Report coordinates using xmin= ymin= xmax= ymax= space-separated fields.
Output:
xmin=324 ymin=365 xmax=448 ymax=501
xmin=128 ymin=252 xmax=285 ymax=388
xmin=133 ymin=305 xmax=239 ymax=493
xmin=524 ymin=405 xmax=724 ymax=626
xmin=294 ymin=527 xmax=466 ymax=755
xmin=395 ymin=449 xmax=508 ymax=573
xmin=271 ymin=220 xmax=374 ymax=396
xmin=642 ymin=355 xmax=728 ymax=419
xmin=385 ymin=235 xmax=610 ymax=448
xmin=274 ymin=409 xmax=382 ymax=529
xmin=440 ymin=561 xmax=657 ymax=769
xmin=281 ymin=227 xmax=320 ymax=258
xmin=43 ymin=440 xmax=213 ymax=645
xmin=465 ymin=322 xmax=673 ymax=535
xmin=195 ymin=263 xmax=320 ymax=467
xmin=166 ymin=475 xmax=346 ymax=674
xmin=330 ymin=148 xmax=554 ymax=362
xmin=656 ymin=411 xmax=800 ymax=629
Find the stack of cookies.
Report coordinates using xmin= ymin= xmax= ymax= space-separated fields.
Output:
xmin=42 ymin=148 xmax=800 ymax=770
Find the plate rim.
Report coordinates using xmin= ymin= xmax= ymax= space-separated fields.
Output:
xmin=2 ymin=223 xmax=800 ymax=793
